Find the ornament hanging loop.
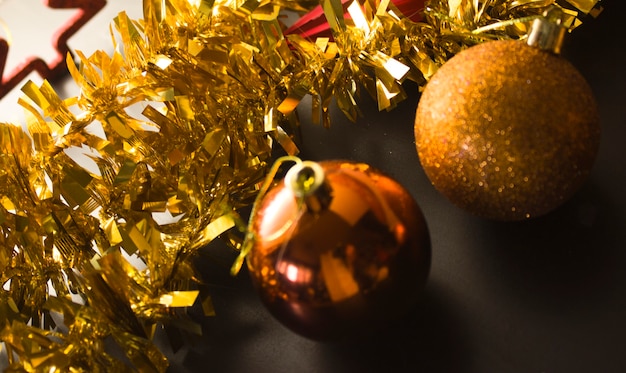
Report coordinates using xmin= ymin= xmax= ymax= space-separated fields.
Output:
xmin=285 ymin=161 xmax=332 ymax=213
xmin=231 ymin=155 xmax=304 ymax=275
xmin=527 ymin=7 xmax=567 ymax=54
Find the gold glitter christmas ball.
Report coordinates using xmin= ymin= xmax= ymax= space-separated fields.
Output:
xmin=414 ymin=39 xmax=600 ymax=220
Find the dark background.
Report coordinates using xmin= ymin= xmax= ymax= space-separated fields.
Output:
xmin=174 ymin=1 xmax=625 ymax=372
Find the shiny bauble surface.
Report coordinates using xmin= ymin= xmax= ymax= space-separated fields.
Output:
xmin=246 ymin=160 xmax=431 ymax=340
xmin=414 ymin=40 xmax=600 ymax=220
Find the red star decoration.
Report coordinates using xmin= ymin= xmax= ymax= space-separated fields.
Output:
xmin=0 ymin=0 xmax=107 ymax=99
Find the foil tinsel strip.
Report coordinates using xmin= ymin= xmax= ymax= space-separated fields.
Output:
xmin=280 ymin=0 xmax=601 ymax=125
xmin=0 ymin=0 xmax=600 ymax=371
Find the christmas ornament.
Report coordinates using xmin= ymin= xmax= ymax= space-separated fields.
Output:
xmin=414 ymin=13 xmax=601 ymax=220
xmin=243 ymin=158 xmax=431 ymax=340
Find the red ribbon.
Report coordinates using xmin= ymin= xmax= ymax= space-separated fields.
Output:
xmin=284 ymin=0 xmax=425 ymax=40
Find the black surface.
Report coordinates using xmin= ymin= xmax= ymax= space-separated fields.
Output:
xmin=167 ymin=2 xmax=626 ymax=372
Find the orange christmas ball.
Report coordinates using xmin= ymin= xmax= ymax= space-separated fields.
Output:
xmin=246 ymin=160 xmax=431 ymax=340
xmin=414 ymin=39 xmax=600 ymax=220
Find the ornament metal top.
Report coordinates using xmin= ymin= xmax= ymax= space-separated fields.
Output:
xmin=414 ymin=10 xmax=601 ymax=221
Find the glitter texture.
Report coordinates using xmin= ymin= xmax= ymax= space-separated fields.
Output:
xmin=414 ymin=40 xmax=600 ymax=220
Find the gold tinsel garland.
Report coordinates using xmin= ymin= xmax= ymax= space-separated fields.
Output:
xmin=0 ymin=0 xmax=600 ymax=371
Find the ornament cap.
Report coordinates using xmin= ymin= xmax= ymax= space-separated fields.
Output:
xmin=285 ymin=161 xmax=332 ymax=213
xmin=526 ymin=10 xmax=567 ymax=54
